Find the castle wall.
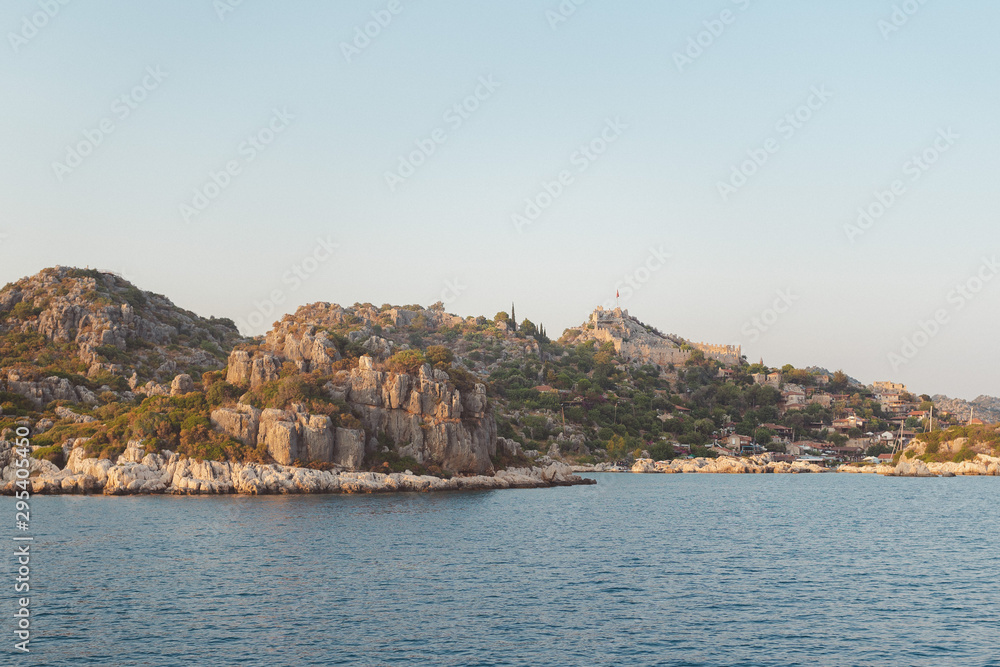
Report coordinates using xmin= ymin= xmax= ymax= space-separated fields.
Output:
xmin=584 ymin=307 xmax=740 ymax=367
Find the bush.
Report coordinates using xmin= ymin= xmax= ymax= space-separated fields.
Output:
xmin=370 ymin=450 xmax=424 ymax=474
xmin=9 ymin=301 xmax=43 ymax=320
xmin=444 ymin=364 xmax=477 ymax=393
xmin=387 ymin=349 xmax=427 ymax=375
xmin=648 ymin=441 xmax=675 ymax=461
xmin=953 ymin=446 xmax=977 ymax=463
xmin=31 ymin=444 xmax=65 ymax=467
xmin=424 ymin=345 xmax=454 ymax=368
xmin=205 ymin=381 xmax=241 ymax=407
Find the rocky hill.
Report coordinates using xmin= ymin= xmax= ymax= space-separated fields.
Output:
xmin=204 ymin=300 xmax=557 ymax=474
xmin=930 ymin=394 xmax=1000 ymax=425
xmin=1 ymin=266 xmax=997 ymax=494
xmin=0 ymin=278 xmax=544 ymax=479
xmin=0 ymin=266 xmax=241 ymax=399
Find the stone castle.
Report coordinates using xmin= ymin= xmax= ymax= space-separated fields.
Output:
xmin=582 ymin=307 xmax=742 ymax=367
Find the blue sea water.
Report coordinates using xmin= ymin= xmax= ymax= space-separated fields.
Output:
xmin=8 ymin=473 xmax=1000 ymax=666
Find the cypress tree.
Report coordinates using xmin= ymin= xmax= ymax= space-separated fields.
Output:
xmin=511 ymin=303 xmax=516 ymax=332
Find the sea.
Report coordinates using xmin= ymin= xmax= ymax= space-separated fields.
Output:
xmin=9 ymin=473 xmax=1000 ymax=666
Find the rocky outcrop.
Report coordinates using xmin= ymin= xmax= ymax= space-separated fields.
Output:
xmin=54 ymin=406 xmax=97 ymax=424
xmin=0 ymin=266 xmax=241 ymax=385
xmin=211 ymin=402 xmax=365 ymax=467
xmin=4 ymin=372 xmax=99 ymax=409
xmin=216 ymin=352 xmax=498 ymax=474
xmin=589 ymin=453 xmax=1000 ymax=476
xmin=865 ymin=454 xmax=1000 ymax=477
xmin=617 ymin=455 xmax=831 ymax=474
xmin=338 ymin=359 xmax=496 ymax=474
xmin=257 ymin=409 xmax=300 ymax=464
xmin=225 ymin=350 xmax=253 ymax=386
xmin=0 ymin=442 xmax=593 ymax=495
xmin=334 ymin=427 xmax=365 ymax=468
xmin=170 ymin=373 xmax=194 ymax=396
xmin=210 ymin=404 xmax=261 ymax=445
xmin=137 ymin=381 xmax=170 ymax=397
xmin=496 ymin=437 xmax=525 ymax=460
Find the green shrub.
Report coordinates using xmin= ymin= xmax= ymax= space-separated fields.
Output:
xmin=387 ymin=349 xmax=427 ymax=375
xmin=953 ymin=446 xmax=977 ymax=463
xmin=31 ymin=444 xmax=65 ymax=467
xmin=205 ymin=381 xmax=241 ymax=407
xmin=648 ymin=441 xmax=676 ymax=461
xmin=9 ymin=301 xmax=43 ymax=320
xmin=424 ymin=345 xmax=454 ymax=368
xmin=121 ymin=287 xmax=147 ymax=308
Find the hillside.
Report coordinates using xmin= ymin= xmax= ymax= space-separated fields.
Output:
xmin=0 ymin=266 xmax=241 ymax=398
xmin=930 ymin=394 xmax=1000 ymax=425
xmin=0 ymin=267 xmax=996 ymax=484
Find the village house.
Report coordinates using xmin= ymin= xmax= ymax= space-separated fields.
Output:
xmin=725 ymin=434 xmax=753 ymax=450
xmin=753 ymin=372 xmax=782 ymax=388
xmin=779 ymin=385 xmax=807 ymax=413
xmin=807 ymin=391 xmax=833 ymax=408
xmin=832 ymin=415 xmax=866 ymax=433
xmin=760 ymin=423 xmax=794 ymax=444
xmin=787 ymin=441 xmax=825 ymax=456
xmin=824 ymin=445 xmax=864 ymax=462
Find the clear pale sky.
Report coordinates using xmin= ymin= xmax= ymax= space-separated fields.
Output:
xmin=2 ymin=1 xmax=998 ymax=400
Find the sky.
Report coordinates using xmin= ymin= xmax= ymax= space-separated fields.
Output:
xmin=1 ymin=0 xmax=998 ymax=400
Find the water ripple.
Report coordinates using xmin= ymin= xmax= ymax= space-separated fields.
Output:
xmin=16 ymin=474 xmax=1000 ymax=666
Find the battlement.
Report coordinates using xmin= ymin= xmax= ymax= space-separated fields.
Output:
xmin=582 ymin=307 xmax=741 ymax=367
xmin=591 ymin=306 xmax=629 ymax=323
xmin=691 ymin=341 xmax=742 ymax=364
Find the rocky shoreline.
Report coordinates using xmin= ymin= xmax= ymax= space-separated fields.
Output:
xmin=572 ymin=453 xmax=1000 ymax=477
xmin=0 ymin=442 xmax=594 ymax=496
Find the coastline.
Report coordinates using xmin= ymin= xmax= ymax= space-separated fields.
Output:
xmin=7 ymin=447 xmax=1000 ymax=497
xmin=0 ymin=442 xmax=594 ymax=496
xmin=572 ymin=453 xmax=1000 ymax=477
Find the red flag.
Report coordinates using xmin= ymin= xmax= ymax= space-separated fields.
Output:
xmin=616 ymin=289 xmax=619 ymax=298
